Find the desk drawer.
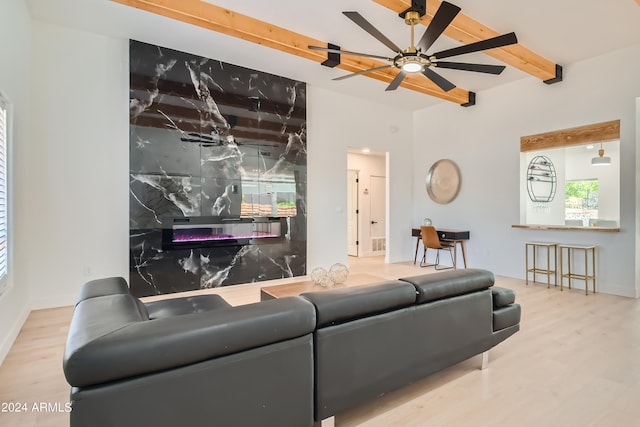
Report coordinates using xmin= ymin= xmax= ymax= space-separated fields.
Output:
xmin=439 ymin=230 xmax=469 ymax=240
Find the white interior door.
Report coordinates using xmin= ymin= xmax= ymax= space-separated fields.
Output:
xmin=347 ymin=170 xmax=359 ymax=256
xmin=370 ymin=175 xmax=386 ymax=244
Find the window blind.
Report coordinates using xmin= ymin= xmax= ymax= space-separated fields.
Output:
xmin=0 ymin=95 xmax=8 ymax=292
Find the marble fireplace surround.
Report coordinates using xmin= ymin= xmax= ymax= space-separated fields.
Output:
xmin=128 ymin=40 xmax=307 ymax=297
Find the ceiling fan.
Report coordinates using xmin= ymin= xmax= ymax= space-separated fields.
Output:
xmin=309 ymin=0 xmax=518 ymax=92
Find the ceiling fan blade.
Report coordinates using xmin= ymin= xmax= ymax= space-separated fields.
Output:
xmin=432 ymin=32 xmax=518 ymax=60
xmin=416 ymin=1 xmax=461 ymax=53
xmin=422 ymin=68 xmax=456 ymax=92
xmin=385 ymin=71 xmax=407 ymax=91
xmin=308 ymin=45 xmax=390 ymax=61
xmin=333 ymin=65 xmax=394 ymax=81
xmin=343 ymin=11 xmax=402 ymax=53
xmin=435 ymin=61 xmax=506 ymax=75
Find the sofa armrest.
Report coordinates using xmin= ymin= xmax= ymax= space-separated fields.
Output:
xmin=492 ymin=287 xmax=516 ymax=308
xmin=399 ymin=268 xmax=495 ymax=304
xmin=64 ymin=296 xmax=316 ymax=387
xmin=493 ymin=304 xmax=521 ymax=331
xmin=301 ymin=281 xmax=416 ymax=327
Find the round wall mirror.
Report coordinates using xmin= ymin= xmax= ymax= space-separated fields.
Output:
xmin=426 ymin=159 xmax=461 ymax=204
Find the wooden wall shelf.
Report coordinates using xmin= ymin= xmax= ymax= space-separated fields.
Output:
xmin=512 ymin=224 xmax=620 ymax=232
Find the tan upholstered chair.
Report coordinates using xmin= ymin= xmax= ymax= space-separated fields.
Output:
xmin=420 ymin=225 xmax=455 ymax=270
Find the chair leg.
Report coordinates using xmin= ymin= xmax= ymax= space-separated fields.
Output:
xmin=421 ymin=247 xmax=438 ymax=268
xmin=435 ymin=248 xmax=455 ymax=270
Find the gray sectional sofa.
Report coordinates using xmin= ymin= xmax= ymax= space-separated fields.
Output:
xmin=63 ymin=269 xmax=520 ymax=427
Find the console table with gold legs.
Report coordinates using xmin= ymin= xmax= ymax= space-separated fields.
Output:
xmin=559 ymin=244 xmax=596 ymax=295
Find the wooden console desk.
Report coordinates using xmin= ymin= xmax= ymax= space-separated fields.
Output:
xmin=412 ymin=228 xmax=470 ymax=268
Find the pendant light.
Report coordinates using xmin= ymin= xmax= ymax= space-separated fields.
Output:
xmin=591 ymin=142 xmax=611 ymax=166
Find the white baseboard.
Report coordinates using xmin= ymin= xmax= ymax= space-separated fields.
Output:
xmin=590 ymin=284 xmax=636 ymax=298
xmin=0 ymin=303 xmax=31 ymax=366
xmin=30 ymin=293 xmax=77 ymax=310
xmin=360 ymin=251 xmax=386 ymax=257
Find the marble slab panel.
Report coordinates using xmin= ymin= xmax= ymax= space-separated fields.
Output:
xmin=129 ymin=40 xmax=307 ymax=297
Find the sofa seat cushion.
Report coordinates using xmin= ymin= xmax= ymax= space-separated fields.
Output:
xmin=301 ymin=281 xmax=416 ymax=327
xmin=76 ymin=277 xmax=129 ymax=306
xmin=399 ymin=268 xmax=495 ymax=304
xmin=145 ymin=294 xmax=231 ymax=319
xmin=492 ymin=287 xmax=516 ymax=308
xmin=493 ymin=304 xmax=521 ymax=331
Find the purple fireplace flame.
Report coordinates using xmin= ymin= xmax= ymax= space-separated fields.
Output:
xmin=172 ymin=227 xmax=280 ymax=243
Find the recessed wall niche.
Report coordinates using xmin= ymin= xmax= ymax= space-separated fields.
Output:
xmin=129 ymin=40 xmax=307 ymax=297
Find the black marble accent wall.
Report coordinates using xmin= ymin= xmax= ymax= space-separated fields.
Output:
xmin=129 ymin=40 xmax=307 ymax=297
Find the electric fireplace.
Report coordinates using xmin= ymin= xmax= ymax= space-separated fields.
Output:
xmin=162 ymin=216 xmax=286 ymax=250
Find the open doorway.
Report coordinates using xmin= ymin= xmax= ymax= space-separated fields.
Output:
xmin=347 ymin=149 xmax=388 ymax=258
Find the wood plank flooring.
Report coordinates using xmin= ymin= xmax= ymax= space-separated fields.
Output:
xmin=1 ymin=257 xmax=639 ymax=426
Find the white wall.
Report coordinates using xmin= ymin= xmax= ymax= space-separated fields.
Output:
xmin=413 ymin=44 xmax=640 ymax=297
xmin=26 ymin=20 xmax=130 ymax=309
xmin=0 ymin=0 xmax=33 ymax=364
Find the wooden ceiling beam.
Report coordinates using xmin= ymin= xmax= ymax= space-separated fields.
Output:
xmin=520 ymin=120 xmax=620 ymax=152
xmin=372 ymin=0 xmax=561 ymax=82
xmin=112 ymin=0 xmax=472 ymax=105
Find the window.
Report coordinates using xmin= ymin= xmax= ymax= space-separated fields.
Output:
xmin=0 ymin=93 xmax=8 ymax=292
xmin=565 ymin=179 xmax=599 ymax=226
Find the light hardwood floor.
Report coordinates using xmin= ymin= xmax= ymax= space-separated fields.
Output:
xmin=1 ymin=256 xmax=640 ymax=426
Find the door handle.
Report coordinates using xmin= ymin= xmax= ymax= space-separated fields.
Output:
xmin=371 ymin=221 xmax=378 ymax=225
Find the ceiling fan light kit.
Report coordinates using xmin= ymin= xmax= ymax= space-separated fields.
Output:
xmin=309 ymin=0 xmax=519 ymax=96
xmin=395 ymin=53 xmax=431 ymax=73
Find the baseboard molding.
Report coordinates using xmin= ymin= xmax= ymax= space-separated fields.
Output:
xmin=0 ymin=303 xmax=31 ymax=366
xmin=549 ymin=280 xmax=635 ymax=298
xmin=361 ymin=251 xmax=386 ymax=257
xmin=590 ymin=284 xmax=636 ymax=298
xmin=30 ymin=293 xmax=77 ymax=310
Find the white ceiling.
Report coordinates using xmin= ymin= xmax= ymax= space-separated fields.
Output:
xmin=26 ymin=0 xmax=640 ymax=111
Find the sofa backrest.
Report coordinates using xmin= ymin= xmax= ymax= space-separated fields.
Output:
xmin=399 ymin=268 xmax=495 ymax=303
xmin=300 ymin=281 xmax=416 ymax=327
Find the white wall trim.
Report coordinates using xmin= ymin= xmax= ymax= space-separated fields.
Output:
xmin=360 ymin=251 xmax=386 ymax=258
xmin=0 ymin=303 xmax=30 ymax=366
xmin=30 ymin=294 xmax=76 ymax=311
